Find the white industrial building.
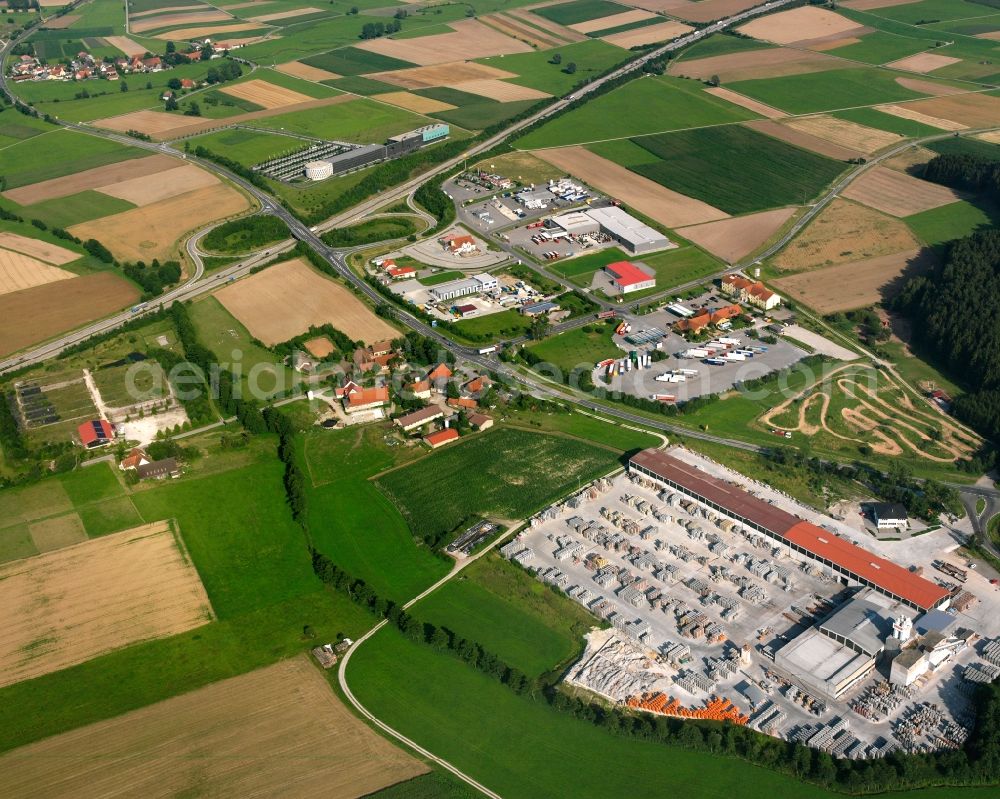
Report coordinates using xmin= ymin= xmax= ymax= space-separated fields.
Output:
xmin=549 ymin=206 xmax=672 ymax=255
xmin=871 ymin=503 xmax=908 ymax=530
xmin=429 ymin=273 xmax=499 ymax=302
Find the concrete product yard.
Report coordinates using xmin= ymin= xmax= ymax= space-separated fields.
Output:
xmin=502 ymin=448 xmax=1000 ymax=756
xmin=595 ymin=302 xmax=807 ymax=401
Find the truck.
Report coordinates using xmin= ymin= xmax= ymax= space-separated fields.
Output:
xmin=478 ymin=345 xmax=497 ymax=355
xmin=718 ymin=337 xmax=741 ymax=346
xmin=724 ymin=352 xmax=746 ymax=361
xmin=650 ymin=393 xmax=676 ymax=403
xmin=596 ymin=310 xmax=617 ymax=320
xmin=704 ymin=357 xmax=727 ymax=366
xmin=682 ymin=348 xmax=709 ymax=359
xmin=655 ymin=373 xmax=685 ymax=383
xmin=677 ymin=368 xmax=698 ymax=376
xmin=735 ymin=349 xmax=755 ymax=358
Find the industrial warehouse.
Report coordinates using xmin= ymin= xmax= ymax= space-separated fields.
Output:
xmin=253 ymin=124 xmax=450 ymax=182
xmin=548 ymin=206 xmax=673 ymax=255
xmin=502 ymin=447 xmax=999 ymax=758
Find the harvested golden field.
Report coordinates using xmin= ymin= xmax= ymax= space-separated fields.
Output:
xmin=355 ymin=19 xmax=531 ymax=65
xmin=216 ymin=257 xmax=398 ymax=345
xmin=97 ymin=163 xmax=219 ymax=206
xmin=0 ymin=655 xmax=428 ymax=799
xmin=0 ymin=656 xmax=429 ymax=799
xmin=131 ymin=9 xmax=231 ymax=33
xmin=883 ymin=145 xmax=937 ymax=172
xmin=603 ymin=21 xmax=694 ymax=48
xmin=893 ymin=92 xmax=1000 ymax=127
xmin=977 ymin=30 xmax=1000 ymax=41
xmin=2 ymin=153 xmax=177 ymax=205
xmin=662 ymin=0 xmax=764 ymax=23
xmin=676 ymin=207 xmax=797 ymax=263
xmin=69 ymin=183 xmax=251 ymax=262
xmin=745 ymin=119 xmax=861 ymax=160
xmin=975 ymin=130 xmax=1000 ymax=144
xmin=0 ymin=521 xmax=212 ymax=689
xmin=28 ymin=513 xmax=87 ymax=552
xmin=773 ymin=250 xmax=935 ymax=313
xmin=671 ymin=48 xmax=854 ymax=82
xmin=304 ymin=335 xmax=334 ymax=357
xmin=220 ymin=78 xmax=314 ymax=108
xmin=93 ymin=96 xmax=354 ymax=140
xmin=875 ymin=103 xmax=967 ymax=130
xmin=705 ymin=87 xmax=784 ymax=118
xmin=248 ymin=5 xmax=322 ymax=22
xmin=886 ymin=52 xmax=962 ymax=73
xmin=809 ymin=36 xmax=862 ymax=51
xmin=102 ymin=35 xmax=148 ymax=56
xmin=570 ymin=9 xmax=654 ymax=33
xmin=782 ymin=115 xmax=904 ymax=154
xmin=275 ymin=60 xmax=340 ymax=81
xmin=482 ymin=13 xmax=563 ymax=48
xmin=153 ymin=21 xmax=266 ymax=40
xmin=0 ymin=250 xmax=74 ymax=296
xmin=617 ymin=0 xmax=692 ymax=10
xmin=452 ymin=78 xmax=549 ymax=101
xmin=842 ymin=166 xmax=964 ymax=217
xmin=374 ymin=60 xmax=517 ymax=90
xmin=374 ymin=91 xmax=456 ymax=114
xmin=42 ymin=14 xmax=79 ymax=29
xmin=0 ymin=231 xmax=80 ymax=264
xmin=774 ymin=198 xmax=921 ymax=271
xmin=506 ymin=7 xmax=588 ymax=42
xmin=0 ymin=272 xmax=139 ymax=357
xmin=738 ymin=6 xmax=865 ymax=44
xmin=533 ymin=146 xmax=729 ymax=227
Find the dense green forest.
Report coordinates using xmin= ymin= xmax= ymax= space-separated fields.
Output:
xmin=893 ymin=229 xmax=1000 ymax=443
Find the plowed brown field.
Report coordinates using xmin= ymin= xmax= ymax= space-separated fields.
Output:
xmin=782 ymin=115 xmax=903 ymax=154
xmin=215 ymin=257 xmax=398 ymax=345
xmin=671 ymin=48 xmax=854 ymax=82
xmin=220 ymin=78 xmax=314 ymax=108
xmin=603 ymin=21 xmax=693 ymax=48
xmin=275 ymin=60 xmax=341 ymax=81
xmin=0 ymin=232 xmax=80 ymax=264
xmin=0 ymin=656 xmax=429 ymax=799
xmin=886 ymin=52 xmax=961 ymax=73
xmin=745 ymin=119 xmax=861 ymax=160
xmin=842 ymin=166 xmax=964 ymax=217
xmin=738 ymin=6 xmax=865 ymax=44
xmin=0 ymin=521 xmax=212 ymax=689
xmin=96 ymin=164 xmax=219 ymax=206
xmin=373 ymin=61 xmax=517 ymax=89
xmin=2 ymin=154 xmax=178 ymax=205
xmin=356 ymin=18 xmax=531 ymax=65
xmin=131 ymin=9 xmax=231 ymax=33
xmin=677 ymin=207 xmax=797 ymax=263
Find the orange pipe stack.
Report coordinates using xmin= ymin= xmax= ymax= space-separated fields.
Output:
xmin=626 ymin=693 xmax=748 ymax=725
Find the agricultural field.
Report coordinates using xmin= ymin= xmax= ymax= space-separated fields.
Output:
xmin=214 ymin=257 xmax=398 ymax=346
xmin=676 ymin=207 xmax=798 ymax=264
xmin=415 ymin=552 xmax=596 ymax=678
xmin=302 ymin=424 xmax=449 ymax=599
xmin=518 ymin=75 xmax=759 ymax=149
xmin=375 ymin=427 xmax=618 ymax=544
xmin=589 ymin=124 xmax=847 ymax=215
xmin=476 ymin=39 xmax=629 ymax=95
xmin=905 ymin=199 xmax=1000 ymax=248
xmin=0 ymin=519 xmax=212 ymax=689
xmin=0 ymin=656 xmax=427 ymax=799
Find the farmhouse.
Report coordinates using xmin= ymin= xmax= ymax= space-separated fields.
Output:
xmin=674 ymin=304 xmax=742 ymax=334
xmin=428 ymin=363 xmax=452 ymax=390
xmin=334 ymin=379 xmax=362 ymax=399
xmin=119 ymin=447 xmax=150 ymax=471
xmin=136 ymin=458 xmax=180 ymax=480
xmin=721 ymin=273 xmax=782 ymax=311
xmin=628 ymin=449 xmax=950 ymax=612
xmin=439 ymin=233 xmax=479 ymax=256
xmin=468 ymin=412 xmax=494 ymax=430
xmin=406 ymin=379 xmax=432 ymax=399
xmin=871 ymin=503 xmax=908 ymax=531
xmin=387 ymin=265 xmax=416 ymax=280
xmin=604 ymin=261 xmax=656 ymax=295
xmin=78 ymin=419 xmax=114 ymax=449
xmin=345 ymin=386 xmax=390 ymax=413
xmin=425 ymin=427 xmax=460 ymax=448
xmin=395 ymin=405 xmax=444 ymax=432
xmin=464 ymin=375 xmax=491 ymax=395
xmin=429 ymin=273 xmax=499 ymax=302
xmin=447 ymin=397 xmax=478 ymax=410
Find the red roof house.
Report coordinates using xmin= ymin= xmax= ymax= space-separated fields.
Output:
xmin=425 ymin=428 xmax=460 ymax=448
xmin=78 ymin=419 xmax=114 ymax=449
xmin=605 ymin=261 xmax=655 ymax=294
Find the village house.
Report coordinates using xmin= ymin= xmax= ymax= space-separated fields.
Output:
xmin=405 ymin=379 xmax=432 ymax=400
xmin=344 ymin=386 xmax=390 ymax=414
xmin=119 ymin=448 xmax=151 ymax=471
xmin=674 ymin=304 xmax=743 ymax=335
xmin=721 ymin=273 xmax=782 ymax=311
xmin=424 ymin=427 xmax=459 ymax=449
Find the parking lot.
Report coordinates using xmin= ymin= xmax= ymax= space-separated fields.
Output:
xmin=597 ymin=300 xmax=808 ymax=401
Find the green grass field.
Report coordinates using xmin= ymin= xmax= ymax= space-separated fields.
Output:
xmin=518 ymin=75 xmax=758 ymax=149
xmin=21 ymin=190 xmax=135 ymax=229
xmin=825 ymin=33 xmax=933 ymax=65
xmin=302 ymin=46 xmax=416 ymax=76
xmin=476 ymin=40 xmax=629 ymax=96
xmin=727 ymin=68 xmax=931 ymax=115
xmin=433 ymin=99 xmax=539 ymax=132
xmin=301 ymin=424 xmax=450 ymax=600
xmin=674 ymin=32 xmax=774 ymax=62
xmin=0 ymin=129 xmax=146 ymax=189
xmin=905 ymin=199 xmax=1000 ymax=247
xmin=831 ymin=107 xmax=943 ymax=138
xmin=188 ymin=296 xmax=297 ymax=399
xmin=550 ymin=247 xmax=631 ymax=285
xmin=375 ymin=427 xmax=618 ymax=543
xmin=526 ymin=322 xmax=619 ymax=373
xmin=636 ymin=246 xmax=724 ymax=292
xmin=863 ymin=0 xmax=990 ymax=24
xmin=418 ymin=269 xmax=464 ymax=286
xmin=188 ymin=127 xmax=306 ymax=168
xmin=448 ymin=309 xmax=532 ymax=342
xmin=244 ymin=98 xmax=430 ymax=143
xmin=533 ymin=0 xmax=627 ymax=26
xmin=593 ymin=125 xmax=845 ymax=215
xmin=415 ymin=552 xmax=596 ymax=677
